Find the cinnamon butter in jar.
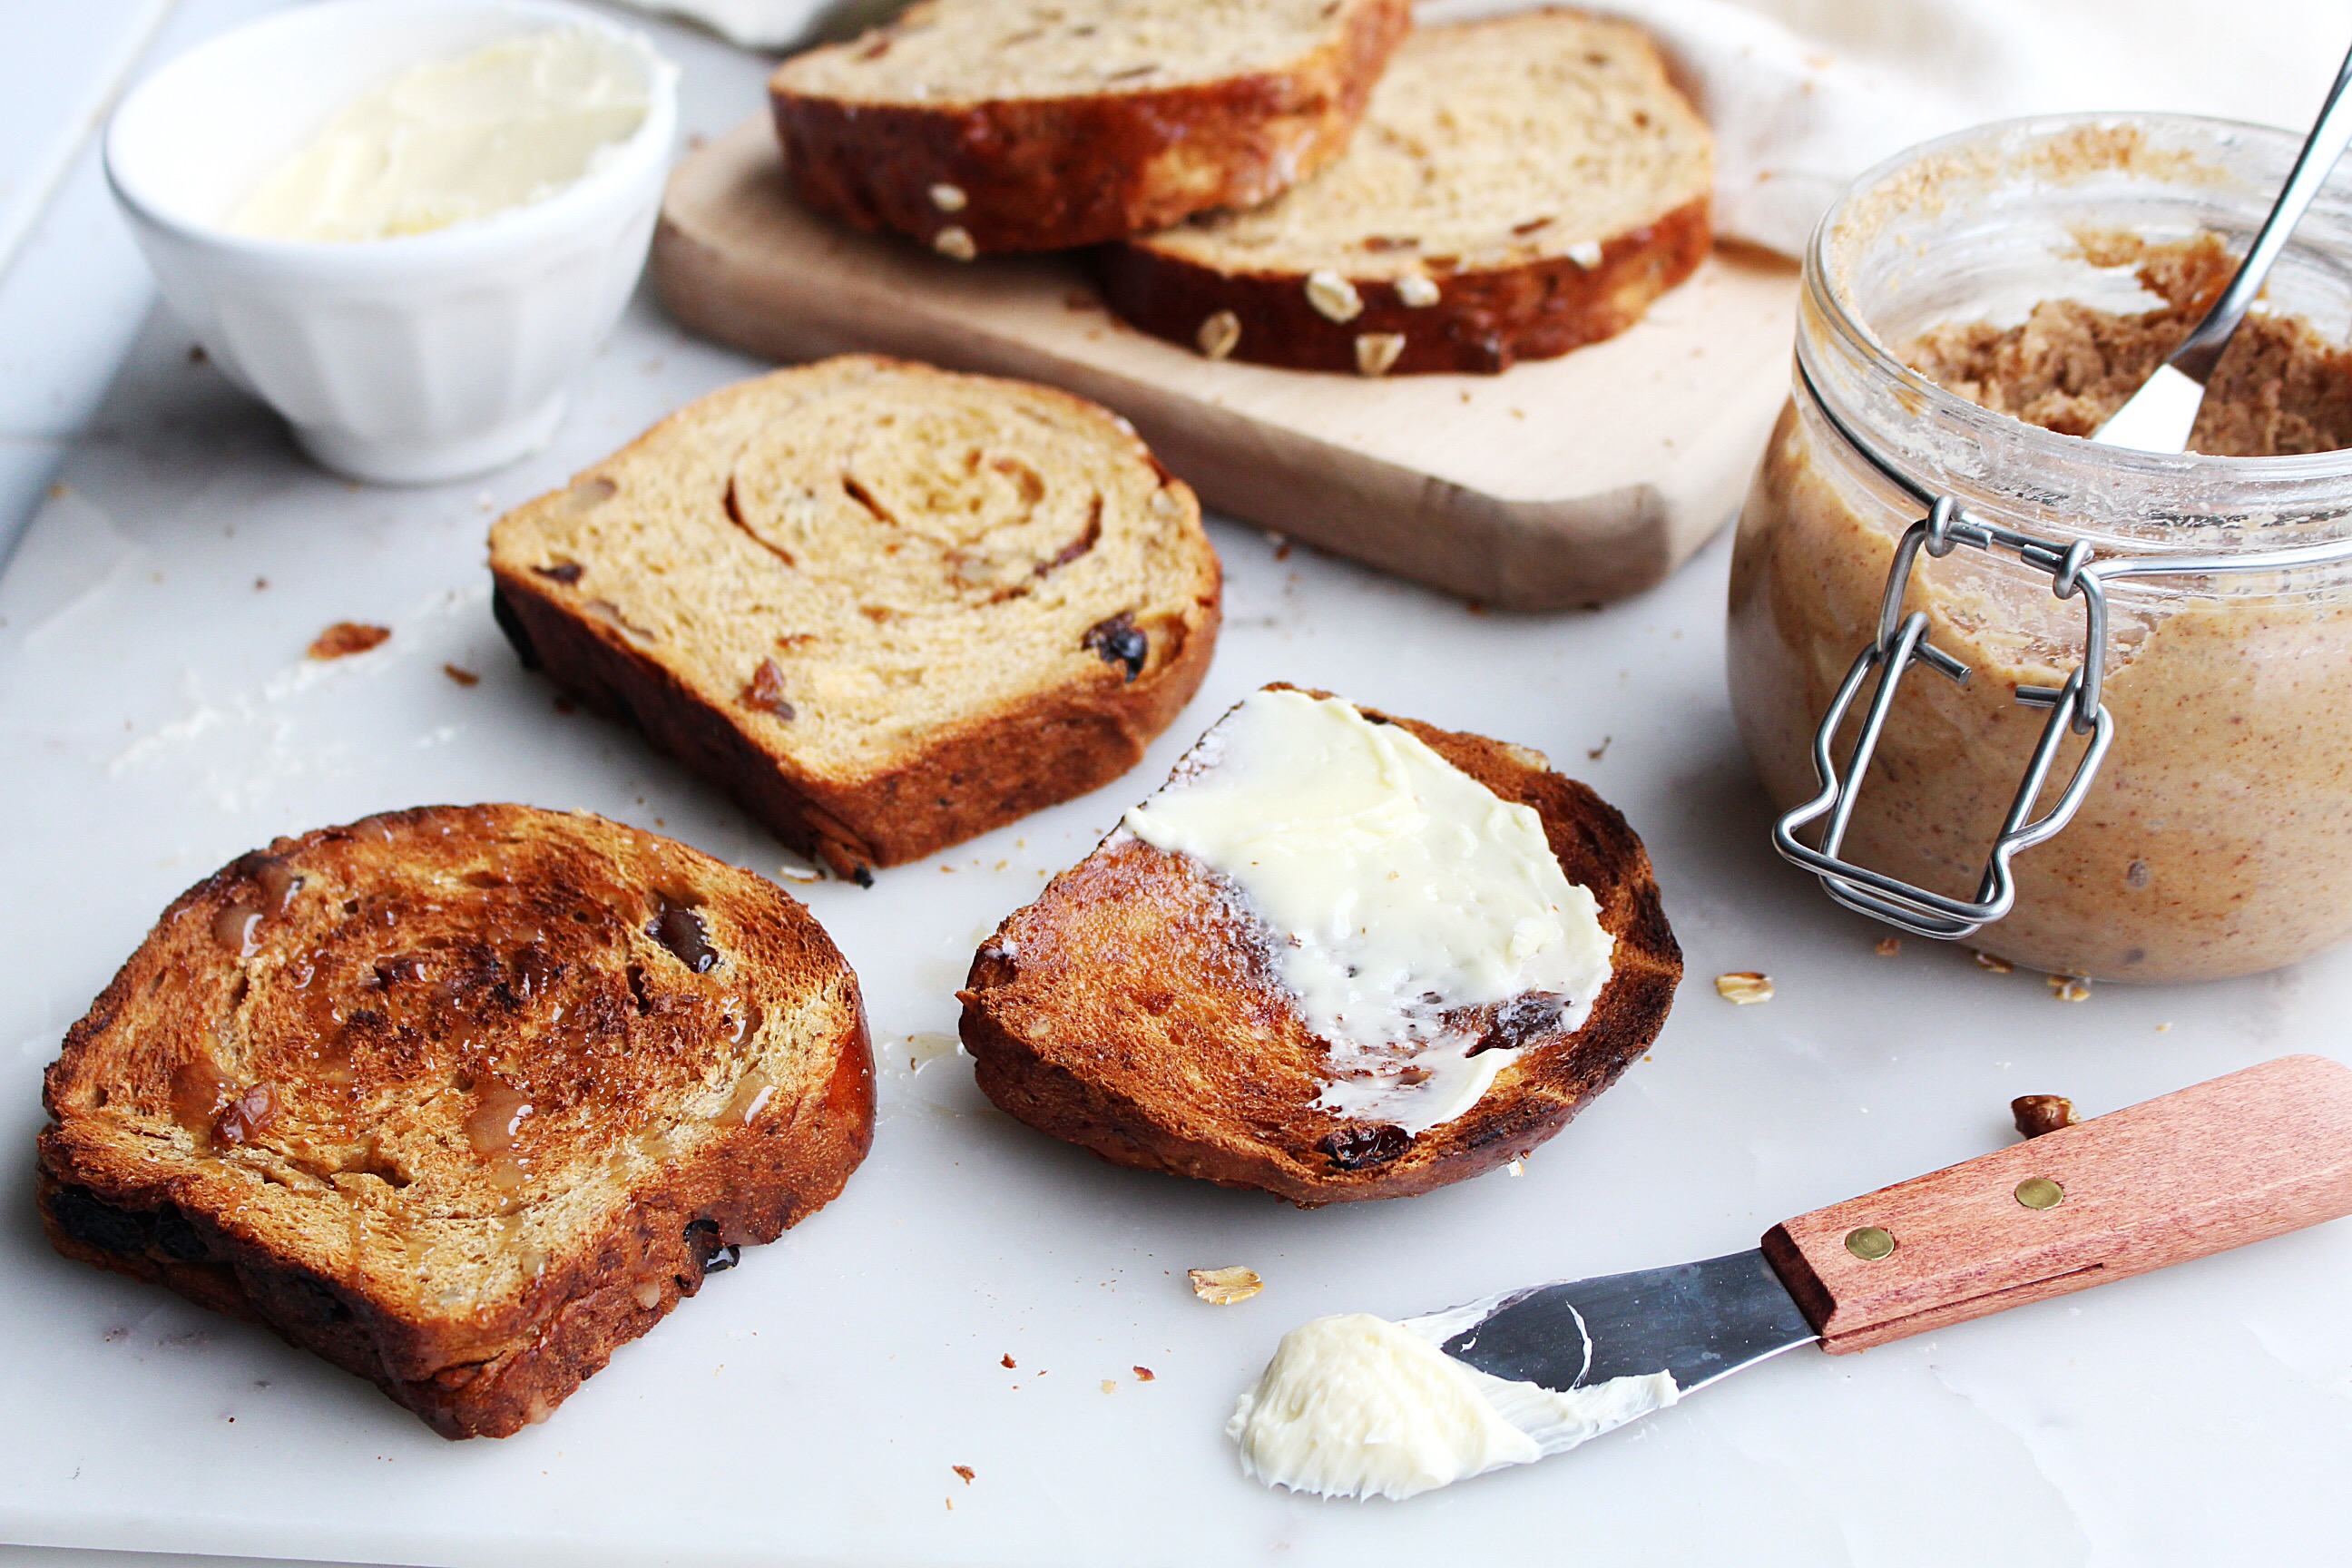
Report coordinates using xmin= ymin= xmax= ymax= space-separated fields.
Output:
xmin=1730 ymin=114 xmax=2352 ymax=983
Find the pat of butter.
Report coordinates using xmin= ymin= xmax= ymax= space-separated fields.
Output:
xmin=1227 ymin=1312 xmax=1678 ymax=1501
xmin=230 ymin=28 xmax=649 ymax=242
xmin=1123 ymin=689 xmax=1612 ymax=1134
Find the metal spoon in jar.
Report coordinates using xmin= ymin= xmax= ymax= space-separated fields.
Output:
xmin=2093 ymin=40 xmax=2352 ymax=454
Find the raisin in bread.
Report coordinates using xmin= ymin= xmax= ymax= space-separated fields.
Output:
xmin=37 ymin=805 xmax=872 ymax=1439
xmin=959 ymin=688 xmax=1681 ymax=1204
xmin=769 ymin=0 xmax=1411 ymax=255
xmin=489 ymin=356 xmax=1221 ymax=881
xmin=1099 ymin=10 xmax=1714 ymax=376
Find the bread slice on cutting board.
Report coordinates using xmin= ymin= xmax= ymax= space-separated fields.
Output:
xmin=488 ymin=355 xmax=1222 ymax=881
xmin=37 ymin=804 xmax=873 ymax=1439
xmin=958 ymin=686 xmax=1681 ymax=1204
xmin=1098 ymin=9 xmax=1715 ymax=376
xmin=769 ymin=0 xmax=1412 ymax=254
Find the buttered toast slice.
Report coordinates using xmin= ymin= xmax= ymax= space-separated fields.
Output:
xmin=959 ymin=688 xmax=1681 ymax=1204
xmin=1100 ymin=10 xmax=1714 ymax=376
xmin=489 ymin=356 xmax=1221 ymax=881
xmin=770 ymin=0 xmax=1410 ymax=254
xmin=38 ymin=805 xmax=872 ymax=1439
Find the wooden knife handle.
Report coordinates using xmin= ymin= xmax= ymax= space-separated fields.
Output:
xmin=1761 ymin=1054 xmax=2352 ymax=1354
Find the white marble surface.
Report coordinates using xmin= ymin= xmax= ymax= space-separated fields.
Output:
xmin=5 ymin=5 xmax=2352 ymax=1568
xmin=0 ymin=3 xmax=168 ymax=279
xmin=0 ymin=0 xmax=288 ymax=564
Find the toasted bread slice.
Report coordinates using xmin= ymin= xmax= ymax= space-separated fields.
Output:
xmin=1098 ymin=10 xmax=1714 ymax=375
xmin=488 ymin=356 xmax=1221 ymax=881
xmin=769 ymin=0 xmax=1411 ymax=254
xmin=958 ymin=689 xmax=1680 ymax=1204
xmin=37 ymin=805 xmax=872 ymax=1439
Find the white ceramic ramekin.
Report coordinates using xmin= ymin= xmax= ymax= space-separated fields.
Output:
xmin=105 ymin=0 xmax=679 ymax=485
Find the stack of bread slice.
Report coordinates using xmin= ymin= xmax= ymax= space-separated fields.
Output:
xmin=768 ymin=4 xmax=1715 ymax=376
xmin=771 ymin=0 xmax=1412 ymax=255
xmin=1100 ymin=12 xmax=1715 ymax=375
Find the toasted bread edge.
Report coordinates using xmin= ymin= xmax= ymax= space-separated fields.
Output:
xmin=959 ymin=697 xmax=1681 ymax=1204
xmin=34 ymin=807 xmax=877 ymax=1438
xmin=768 ymin=0 xmax=1411 ymax=253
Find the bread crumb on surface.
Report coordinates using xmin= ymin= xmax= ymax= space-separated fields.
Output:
xmin=1000 ymin=1354 xmax=1015 ymax=1369
xmin=1972 ymin=951 xmax=2014 ymax=974
xmin=1132 ymin=1366 xmax=1155 ymax=1381
xmin=1189 ymin=1266 xmax=1263 ymax=1305
xmin=952 ymin=1465 xmax=975 ymax=1484
xmin=442 ymin=664 xmax=480 ymax=687
xmin=2012 ymin=1094 xmax=2079 ymax=1139
xmin=2049 ymin=975 xmax=2092 ymax=1002
xmin=1874 ymin=936 xmax=1900 ymax=957
xmin=309 ymin=622 xmax=390 ymax=660
xmin=1714 ymin=972 xmax=1773 ymax=1004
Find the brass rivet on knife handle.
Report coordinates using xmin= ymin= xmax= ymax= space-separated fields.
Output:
xmin=1844 ymin=1226 xmax=1896 ymax=1260
xmin=1758 ymin=1055 xmax=2352 ymax=1355
xmin=2014 ymin=1177 xmax=2063 ymax=1210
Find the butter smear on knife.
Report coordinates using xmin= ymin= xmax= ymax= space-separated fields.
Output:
xmin=1229 ymin=1312 xmax=1678 ymax=1500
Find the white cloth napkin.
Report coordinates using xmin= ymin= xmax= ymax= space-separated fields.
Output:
xmin=614 ymin=0 xmax=2350 ymax=258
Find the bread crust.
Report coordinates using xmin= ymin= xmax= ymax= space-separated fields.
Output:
xmin=958 ymin=692 xmax=1681 ymax=1204
xmin=487 ymin=356 xmax=1223 ymax=881
xmin=36 ymin=805 xmax=875 ymax=1438
xmin=769 ymin=0 xmax=1409 ymax=254
xmin=1096 ymin=197 xmax=1713 ymax=375
xmin=495 ymin=569 xmax=1218 ymax=879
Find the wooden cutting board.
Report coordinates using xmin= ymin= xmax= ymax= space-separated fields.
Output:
xmin=652 ymin=113 xmax=1800 ymax=611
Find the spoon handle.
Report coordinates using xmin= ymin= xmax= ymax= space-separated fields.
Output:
xmin=2173 ymin=39 xmax=2352 ymax=385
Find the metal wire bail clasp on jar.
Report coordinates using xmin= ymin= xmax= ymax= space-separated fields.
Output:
xmin=1729 ymin=112 xmax=2352 ymax=983
xmin=1775 ymin=483 xmax=2117 ymax=940
xmin=1772 ymin=394 xmax=2352 ymax=943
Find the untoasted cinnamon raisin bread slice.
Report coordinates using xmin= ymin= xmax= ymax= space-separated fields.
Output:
xmin=769 ymin=0 xmax=1410 ymax=254
xmin=38 ymin=805 xmax=872 ymax=1439
xmin=488 ymin=356 xmax=1222 ymax=882
xmin=959 ymin=687 xmax=1681 ymax=1205
xmin=1099 ymin=10 xmax=1714 ymax=376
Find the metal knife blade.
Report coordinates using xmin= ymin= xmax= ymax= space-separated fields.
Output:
xmin=1430 ymin=1248 xmax=1817 ymax=1396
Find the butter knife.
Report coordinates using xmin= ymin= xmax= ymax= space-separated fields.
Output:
xmin=1433 ymin=1054 xmax=2352 ymax=1435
